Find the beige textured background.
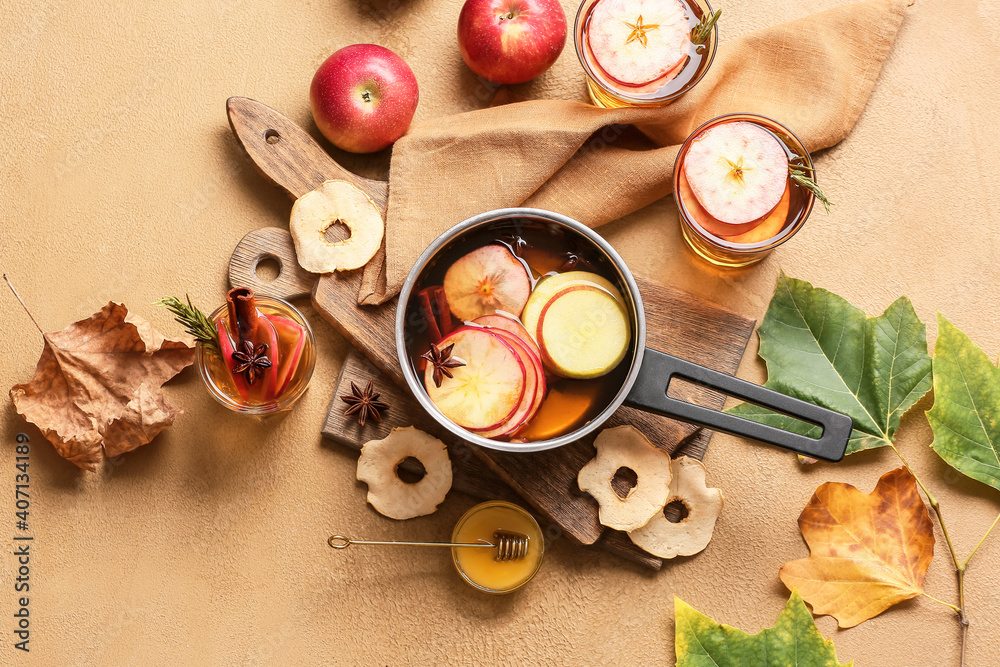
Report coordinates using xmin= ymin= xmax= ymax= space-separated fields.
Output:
xmin=2 ymin=0 xmax=999 ymax=664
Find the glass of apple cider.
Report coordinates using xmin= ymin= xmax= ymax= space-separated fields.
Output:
xmin=574 ymin=0 xmax=718 ymax=108
xmin=674 ymin=113 xmax=817 ymax=267
xmin=197 ymin=290 xmax=316 ymax=414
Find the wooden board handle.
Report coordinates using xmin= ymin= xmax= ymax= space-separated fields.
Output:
xmin=229 ymin=227 xmax=315 ymax=300
xmin=226 ymin=96 xmax=388 ymax=209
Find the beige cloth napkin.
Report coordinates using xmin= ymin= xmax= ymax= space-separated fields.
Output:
xmin=359 ymin=0 xmax=911 ymax=305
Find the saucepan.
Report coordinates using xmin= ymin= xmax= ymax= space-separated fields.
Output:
xmin=395 ymin=208 xmax=851 ymax=462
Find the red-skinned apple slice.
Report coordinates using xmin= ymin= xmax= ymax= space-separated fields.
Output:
xmin=443 ymin=245 xmax=531 ymax=321
xmin=537 ymin=285 xmax=630 ymax=379
xmin=678 ymin=170 xmax=767 ymax=238
xmin=475 ymin=329 xmax=546 ymax=438
xmin=521 ymin=271 xmax=624 ymax=345
xmin=472 ymin=314 xmax=541 ymax=359
xmin=587 ymin=0 xmax=691 ymax=86
xmin=683 ymin=121 xmax=789 ymax=225
xmin=216 ymin=320 xmax=250 ymax=401
xmin=269 ymin=315 xmax=306 ymax=395
xmin=424 ymin=327 xmax=526 ymax=431
xmin=257 ymin=314 xmax=281 ymax=401
xmin=724 ymin=181 xmax=791 ymax=243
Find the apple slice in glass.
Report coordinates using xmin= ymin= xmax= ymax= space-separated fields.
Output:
xmin=723 ymin=182 xmax=791 ymax=243
xmin=586 ymin=0 xmax=691 ymax=87
xmin=677 ymin=170 xmax=767 ymax=238
xmin=269 ymin=315 xmax=307 ymax=395
xmin=683 ymin=121 xmax=789 ymax=226
xmin=424 ymin=327 xmax=526 ymax=431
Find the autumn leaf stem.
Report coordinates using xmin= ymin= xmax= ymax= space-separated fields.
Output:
xmin=887 ymin=441 xmax=979 ymax=666
xmin=920 ymin=592 xmax=961 ymax=614
xmin=3 ymin=274 xmax=44 ymax=334
xmin=961 ymin=510 xmax=1000 ymax=569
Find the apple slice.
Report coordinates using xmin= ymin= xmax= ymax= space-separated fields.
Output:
xmin=268 ymin=315 xmax=307 ymax=395
xmin=678 ymin=170 xmax=766 ymax=238
xmin=472 ymin=314 xmax=541 ymax=359
xmin=521 ymin=271 xmax=624 ymax=344
xmin=443 ymin=245 xmax=532 ymax=321
xmin=216 ymin=319 xmax=250 ymax=401
xmin=475 ymin=330 xmax=546 ymax=438
xmin=587 ymin=0 xmax=691 ymax=86
xmin=683 ymin=121 xmax=789 ymax=225
xmin=537 ymin=285 xmax=631 ymax=379
xmin=424 ymin=327 xmax=526 ymax=431
xmin=725 ymin=181 xmax=792 ymax=243
xmin=256 ymin=314 xmax=281 ymax=401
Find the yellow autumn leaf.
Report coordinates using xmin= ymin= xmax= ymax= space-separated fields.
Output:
xmin=779 ymin=467 xmax=935 ymax=628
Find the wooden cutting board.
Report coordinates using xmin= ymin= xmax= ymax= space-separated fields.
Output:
xmin=225 ymin=97 xmax=755 ymax=569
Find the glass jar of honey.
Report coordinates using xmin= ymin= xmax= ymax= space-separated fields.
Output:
xmin=451 ymin=501 xmax=545 ymax=594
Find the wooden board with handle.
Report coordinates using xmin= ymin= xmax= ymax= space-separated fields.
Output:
xmin=225 ymin=97 xmax=755 ymax=566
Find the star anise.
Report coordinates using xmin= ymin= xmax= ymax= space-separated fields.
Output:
xmin=231 ymin=340 xmax=272 ymax=386
xmin=623 ymin=15 xmax=659 ymax=47
xmin=421 ymin=343 xmax=466 ymax=388
xmin=340 ymin=379 xmax=390 ymax=427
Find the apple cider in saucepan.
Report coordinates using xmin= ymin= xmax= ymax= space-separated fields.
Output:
xmin=403 ymin=220 xmax=637 ymax=442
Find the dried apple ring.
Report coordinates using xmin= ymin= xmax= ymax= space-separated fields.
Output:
xmin=627 ymin=456 xmax=724 ymax=558
xmin=577 ymin=425 xmax=673 ymax=532
xmin=290 ymin=179 xmax=384 ymax=273
xmin=356 ymin=427 xmax=453 ymax=520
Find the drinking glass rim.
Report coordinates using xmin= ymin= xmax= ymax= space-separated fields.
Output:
xmin=573 ymin=0 xmax=719 ymax=106
xmin=673 ymin=112 xmax=816 ymax=251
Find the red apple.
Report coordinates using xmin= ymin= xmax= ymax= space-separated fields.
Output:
xmin=310 ymin=44 xmax=419 ymax=154
xmin=457 ymin=0 xmax=567 ymax=85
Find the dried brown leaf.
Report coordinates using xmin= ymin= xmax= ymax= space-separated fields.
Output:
xmin=10 ymin=303 xmax=194 ymax=471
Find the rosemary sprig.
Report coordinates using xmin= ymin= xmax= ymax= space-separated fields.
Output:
xmin=157 ymin=295 xmax=220 ymax=353
xmin=692 ymin=9 xmax=721 ymax=45
xmin=789 ymin=163 xmax=834 ymax=214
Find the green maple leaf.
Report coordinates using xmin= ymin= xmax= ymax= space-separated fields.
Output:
xmin=926 ymin=314 xmax=1000 ymax=491
xmin=675 ymin=590 xmax=852 ymax=666
xmin=727 ymin=273 xmax=932 ymax=456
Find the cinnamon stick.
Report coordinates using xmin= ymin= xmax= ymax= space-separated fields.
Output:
xmin=226 ymin=287 xmax=259 ymax=343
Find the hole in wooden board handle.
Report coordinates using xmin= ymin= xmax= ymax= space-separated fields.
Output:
xmin=228 ymin=227 xmax=316 ymax=300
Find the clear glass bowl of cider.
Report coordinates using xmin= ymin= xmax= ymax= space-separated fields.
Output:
xmin=574 ymin=0 xmax=718 ymax=108
xmin=197 ymin=289 xmax=316 ymax=414
xmin=674 ymin=113 xmax=818 ymax=267
xmin=451 ymin=501 xmax=545 ymax=594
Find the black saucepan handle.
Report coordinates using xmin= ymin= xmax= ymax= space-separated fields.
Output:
xmin=624 ymin=349 xmax=852 ymax=462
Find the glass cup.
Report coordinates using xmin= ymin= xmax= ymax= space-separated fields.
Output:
xmin=196 ymin=295 xmax=316 ymax=415
xmin=574 ymin=0 xmax=718 ymax=108
xmin=451 ymin=501 xmax=545 ymax=594
xmin=674 ymin=113 xmax=817 ymax=268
